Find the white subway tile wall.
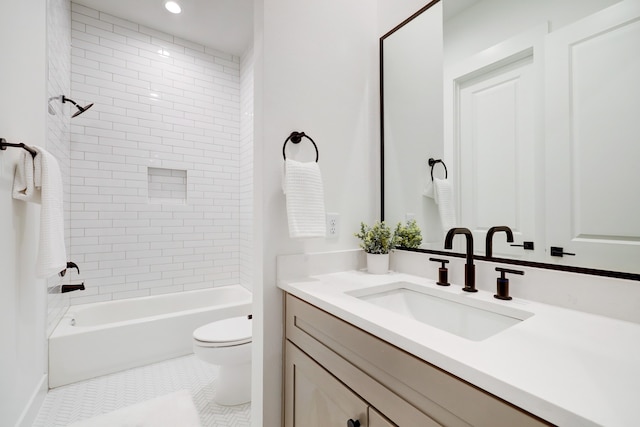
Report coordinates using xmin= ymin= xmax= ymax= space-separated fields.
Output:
xmin=47 ymin=0 xmax=72 ymax=333
xmin=69 ymin=4 xmax=246 ymax=303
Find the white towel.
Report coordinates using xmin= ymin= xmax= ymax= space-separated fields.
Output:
xmin=12 ymin=146 xmax=67 ymax=278
xmin=433 ymin=178 xmax=457 ymax=232
xmin=283 ymin=159 xmax=326 ymax=238
xmin=422 ymin=179 xmax=434 ymax=198
xmin=12 ymin=149 xmax=39 ymax=202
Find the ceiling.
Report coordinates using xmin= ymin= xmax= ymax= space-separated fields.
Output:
xmin=73 ymin=0 xmax=253 ymax=56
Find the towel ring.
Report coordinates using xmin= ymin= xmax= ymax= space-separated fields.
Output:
xmin=428 ymin=158 xmax=447 ymax=181
xmin=282 ymin=131 xmax=319 ymax=162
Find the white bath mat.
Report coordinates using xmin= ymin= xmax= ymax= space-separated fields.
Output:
xmin=67 ymin=390 xmax=201 ymax=427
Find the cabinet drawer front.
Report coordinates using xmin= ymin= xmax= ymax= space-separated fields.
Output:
xmin=285 ymin=294 xmax=551 ymax=427
xmin=285 ymin=342 xmax=368 ymax=427
xmin=369 ymin=408 xmax=396 ymax=427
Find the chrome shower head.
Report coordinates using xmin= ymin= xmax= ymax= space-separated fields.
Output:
xmin=62 ymin=95 xmax=94 ymax=118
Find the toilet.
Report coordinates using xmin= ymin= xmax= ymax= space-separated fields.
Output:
xmin=193 ymin=315 xmax=252 ymax=406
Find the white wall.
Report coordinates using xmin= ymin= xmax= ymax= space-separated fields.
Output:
xmin=0 ymin=1 xmax=49 ymax=425
xmin=378 ymin=0 xmax=435 ymax=36
xmin=69 ymin=3 xmax=243 ymax=302
xmin=239 ymin=48 xmax=254 ymax=292
xmin=444 ymin=0 xmax=620 ymax=64
xmin=253 ymin=0 xmax=379 ymax=425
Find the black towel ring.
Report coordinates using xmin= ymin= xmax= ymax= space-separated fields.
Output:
xmin=282 ymin=131 xmax=319 ymax=163
xmin=428 ymin=158 xmax=448 ymax=181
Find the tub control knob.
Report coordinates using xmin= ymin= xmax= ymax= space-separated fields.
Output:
xmin=347 ymin=419 xmax=360 ymax=427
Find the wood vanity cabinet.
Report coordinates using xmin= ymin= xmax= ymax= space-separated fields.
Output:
xmin=283 ymin=293 xmax=552 ymax=427
xmin=285 ymin=342 xmax=395 ymax=427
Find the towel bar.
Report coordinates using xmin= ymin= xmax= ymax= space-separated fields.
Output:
xmin=282 ymin=131 xmax=319 ymax=162
xmin=0 ymin=138 xmax=37 ymax=157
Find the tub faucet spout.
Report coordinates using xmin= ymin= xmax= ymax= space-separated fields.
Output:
xmin=61 ymin=282 xmax=85 ymax=293
xmin=444 ymin=227 xmax=477 ymax=292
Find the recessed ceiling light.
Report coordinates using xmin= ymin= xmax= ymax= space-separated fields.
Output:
xmin=164 ymin=0 xmax=182 ymax=14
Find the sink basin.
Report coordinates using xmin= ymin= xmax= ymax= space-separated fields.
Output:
xmin=347 ymin=282 xmax=533 ymax=341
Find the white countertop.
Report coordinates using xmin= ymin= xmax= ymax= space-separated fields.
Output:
xmin=278 ymin=270 xmax=640 ymax=427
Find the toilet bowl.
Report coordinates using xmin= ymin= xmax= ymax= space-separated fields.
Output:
xmin=193 ymin=315 xmax=252 ymax=406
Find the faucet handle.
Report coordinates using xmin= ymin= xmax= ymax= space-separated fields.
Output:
xmin=59 ymin=261 xmax=80 ymax=277
xmin=494 ymin=267 xmax=524 ymax=300
xmin=429 ymin=257 xmax=450 ymax=286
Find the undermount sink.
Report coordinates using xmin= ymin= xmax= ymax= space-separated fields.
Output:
xmin=347 ymin=282 xmax=534 ymax=341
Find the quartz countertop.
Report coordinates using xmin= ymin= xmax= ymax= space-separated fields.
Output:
xmin=278 ymin=270 xmax=640 ymax=427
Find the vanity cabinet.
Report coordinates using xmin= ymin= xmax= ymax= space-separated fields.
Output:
xmin=284 ymin=293 xmax=551 ymax=427
xmin=286 ymin=342 xmax=392 ymax=427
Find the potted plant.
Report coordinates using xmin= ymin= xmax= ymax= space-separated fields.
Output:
xmin=394 ymin=219 xmax=422 ymax=249
xmin=354 ymin=221 xmax=398 ymax=274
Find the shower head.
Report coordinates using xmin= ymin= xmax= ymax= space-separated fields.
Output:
xmin=61 ymin=95 xmax=94 ymax=118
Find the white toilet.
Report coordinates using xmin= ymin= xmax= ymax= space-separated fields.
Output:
xmin=193 ymin=315 xmax=252 ymax=406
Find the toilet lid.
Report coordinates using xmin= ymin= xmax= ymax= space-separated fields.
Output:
xmin=193 ymin=316 xmax=252 ymax=346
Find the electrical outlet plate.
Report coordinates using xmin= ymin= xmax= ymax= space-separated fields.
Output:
xmin=326 ymin=213 xmax=339 ymax=238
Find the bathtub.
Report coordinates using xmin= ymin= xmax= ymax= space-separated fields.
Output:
xmin=49 ymin=285 xmax=252 ymax=388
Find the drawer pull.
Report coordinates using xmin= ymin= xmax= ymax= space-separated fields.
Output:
xmin=347 ymin=419 xmax=361 ymax=427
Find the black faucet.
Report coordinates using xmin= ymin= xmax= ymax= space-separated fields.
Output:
xmin=61 ymin=282 xmax=85 ymax=293
xmin=485 ymin=226 xmax=514 ymax=258
xmin=444 ymin=227 xmax=477 ymax=292
xmin=59 ymin=261 xmax=80 ymax=277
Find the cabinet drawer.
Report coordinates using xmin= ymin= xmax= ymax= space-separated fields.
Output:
xmin=285 ymin=294 xmax=551 ymax=427
xmin=369 ymin=408 xmax=396 ymax=427
xmin=285 ymin=341 xmax=368 ymax=427
xmin=285 ymin=339 xmax=437 ymax=427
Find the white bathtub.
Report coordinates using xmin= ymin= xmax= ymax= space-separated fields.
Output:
xmin=49 ymin=285 xmax=252 ymax=388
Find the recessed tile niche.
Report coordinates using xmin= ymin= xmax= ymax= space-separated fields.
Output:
xmin=147 ymin=167 xmax=187 ymax=205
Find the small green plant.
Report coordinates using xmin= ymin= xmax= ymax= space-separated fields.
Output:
xmin=394 ymin=219 xmax=422 ymax=249
xmin=354 ymin=221 xmax=397 ymax=254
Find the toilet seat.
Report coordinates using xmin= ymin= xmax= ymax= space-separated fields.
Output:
xmin=193 ymin=316 xmax=252 ymax=348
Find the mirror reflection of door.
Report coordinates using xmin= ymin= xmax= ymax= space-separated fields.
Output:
xmin=545 ymin=0 xmax=640 ymax=273
xmin=445 ymin=27 xmax=545 ymax=259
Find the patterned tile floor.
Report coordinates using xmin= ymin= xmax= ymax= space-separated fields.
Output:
xmin=32 ymin=355 xmax=251 ymax=427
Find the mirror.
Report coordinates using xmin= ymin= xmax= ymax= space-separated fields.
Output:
xmin=381 ymin=0 xmax=640 ymax=276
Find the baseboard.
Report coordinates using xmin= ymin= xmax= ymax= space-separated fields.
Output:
xmin=15 ymin=373 xmax=47 ymax=427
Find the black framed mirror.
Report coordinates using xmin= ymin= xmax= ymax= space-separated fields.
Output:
xmin=380 ymin=0 xmax=640 ymax=281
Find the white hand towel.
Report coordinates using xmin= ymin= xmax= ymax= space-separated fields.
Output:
xmin=422 ymin=179 xmax=434 ymax=198
xmin=433 ymin=178 xmax=456 ymax=232
xmin=13 ymin=147 xmax=67 ymax=277
xmin=283 ymin=159 xmax=327 ymax=238
xmin=12 ymin=150 xmax=40 ymax=202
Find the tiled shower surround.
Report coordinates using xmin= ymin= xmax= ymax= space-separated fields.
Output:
xmin=69 ymin=3 xmax=251 ymax=303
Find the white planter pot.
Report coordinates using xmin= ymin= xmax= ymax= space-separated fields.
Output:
xmin=366 ymin=253 xmax=389 ymax=274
